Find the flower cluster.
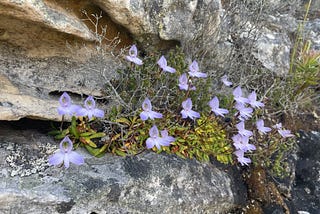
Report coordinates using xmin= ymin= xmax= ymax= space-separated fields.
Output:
xmin=125 ymin=45 xmax=295 ymax=166
xmin=58 ymin=92 xmax=105 ymax=120
xmin=138 ymin=97 xmax=175 ymax=149
xmin=49 ymin=92 xmax=105 ymax=168
xmin=230 ymin=86 xmax=294 ymax=166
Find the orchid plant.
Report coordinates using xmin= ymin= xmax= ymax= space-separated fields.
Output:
xmin=49 ymin=45 xmax=295 ymax=174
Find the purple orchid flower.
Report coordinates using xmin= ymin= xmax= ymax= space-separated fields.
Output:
xmin=160 ymin=129 xmax=176 ymax=145
xmin=188 ymin=60 xmax=207 ymax=78
xmin=146 ymin=125 xmax=171 ymax=150
xmin=178 ymin=73 xmax=195 ymax=91
xmin=125 ymin=45 xmax=143 ymax=65
xmin=57 ymin=92 xmax=81 ymax=116
xmin=273 ymin=123 xmax=282 ymax=129
xmin=256 ymin=119 xmax=271 ymax=134
xmin=181 ymin=98 xmax=200 ymax=120
xmin=272 ymin=123 xmax=294 ymax=138
xmin=233 ymin=86 xmax=249 ymax=104
xmin=236 ymin=121 xmax=253 ymax=137
xmin=221 ymin=75 xmax=233 ymax=87
xmin=278 ymin=129 xmax=295 ymax=138
xmin=77 ymin=96 xmax=105 ymax=120
xmin=157 ymin=56 xmax=176 ymax=73
xmin=140 ymin=98 xmax=163 ymax=121
xmin=248 ymin=91 xmax=264 ymax=109
xmin=208 ymin=96 xmax=229 ymax=117
xmin=235 ymin=103 xmax=253 ymax=121
xmin=234 ymin=150 xmax=252 ymax=166
xmin=48 ymin=136 xmax=84 ymax=168
xmin=232 ymin=134 xmax=255 ymax=152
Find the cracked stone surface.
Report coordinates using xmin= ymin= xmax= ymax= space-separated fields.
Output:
xmin=0 ymin=121 xmax=244 ymax=213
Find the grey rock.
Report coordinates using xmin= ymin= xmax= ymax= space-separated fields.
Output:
xmin=252 ymin=23 xmax=292 ymax=75
xmin=303 ymin=19 xmax=320 ymax=50
xmin=0 ymin=122 xmax=243 ymax=213
xmin=0 ymin=0 xmax=95 ymax=41
xmin=292 ymin=131 xmax=320 ymax=213
xmin=94 ymin=0 xmax=222 ymax=49
xmin=0 ymin=42 xmax=123 ymax=121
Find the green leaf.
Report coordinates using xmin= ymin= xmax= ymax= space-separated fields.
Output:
xmin=115 ymin=150 xmax=127 ymax=157
xmin=84 ymin=145 xmax=105 ymax=157
xmin=79 ymin=132 xmax=94 ymax=137
xmin=54 ymin=134 xmax=67 ymax=140
xmin=89 ymin=132 xmax=106 ymax=139
xmin=48 ymin=130 xmax=62 ymax=136
xmin=80 ymin=137 xmax=97 ymax=148
xmin=69 ymin=117 xmax=79 ymax=138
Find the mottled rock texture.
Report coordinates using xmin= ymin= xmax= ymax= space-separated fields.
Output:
xmin=292 ymin=131 xmax=320 ymax=213
xmin=0 ymin=122 xmax=244 ymax=213
xmin=94 ymin=0 xmax=222 ymax=47
xmin=0 ymin=42 xmax=122 ymax=121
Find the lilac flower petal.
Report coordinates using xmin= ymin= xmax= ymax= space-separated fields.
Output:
xmin=77 ymin=96 xmax=104 ymax=120
xmin=188 ymin=60 xmax=207 ymax=78
xmin=248 ymin=91 xmax=264 ymax=109
xmin=57 ymin=92 xmax=81 ymax=116
xmin=140 ymin=112 xmax=149 ymax=121
xmin=142 ymin=98 xmax=152 ymax=111
xmin=236 ymin=121 xmax=253 ymax=137
xmin=189 ymin=60 xmax=199 ymax=73
xmin=181 ymin=110 xmax=188 ymax=119
xmin=126 ymin=45 xmax=143 ymax=65
xmin=235 ymin=103 xmax=253 ymax=120
xmin=131 ymin=57 xmax=143 ymax=65
xmin=188 ymin=110 xmax=201 ymax=119
xmin=178 ymin=73 xmax=189 ymax=90
xmin=59 ymin=92 xmax=71 ymax=107
xmin=59 ymin=136 xmax=73 ymax=153
xmin=155 ymin=141 xmax=162 ymax=150
xmin=48 ymin=152 xmax=64 ymax=166
xmin=146 ymin=138 xmax=156 ymax=149
xmin=149 ymin=125 xmax=159 ymax=138
xmin=157 ymin=56 xmax=167 ymax=68
xmin=233 ymin=86 xmax=249 ymax=104
xmin=163 ymin=66 xmax=176 ymax=73
xmin=161 ymin=130 xmax=175 ymax=146
xmin=84 ymin=96 xmax=96 ymax=109
xmin=256 ymin=119 xmax=271 ymax=134
xmin=93 ymin=109 xmax=105 ymax=118
xmin=221 ymin=75 xmax=232 ymax=86
xmin=129 ymin=45 xmax=138 ymax=56
xmin=209 ymin=97 xmax=229 ymax=117
xmin=149 ymin=111 xmax=163 ymax=120
xmin=278 ymin=129 xmax=294 ymax=138
xmin=140 ymin=98 xmax=162 ymax=120
xmin=209 ymin=97 xmax=219 ymax=109
xmin=182 ymin=98 xmax=193 ymax=111
xmin=233 ymin=86 xmax=242 ymax=98
xmin=146 ymin=126 xmax=167 ymax=150
xmin=273 ymin=123 xmax=282 ymax=129
xmin=68 ymin=151 xmax=85 ymax=165
xmin=179 ymin=83 xmax=189 ymax=91
xmin=234 ymin=150 xmax=251 ymax=166
xmin=49 ymin=136 xmax=84 ymax=169
xmin=63 ymin=155 xmax=70 ymax=168
xmin=181 ymin=98 xmax=200 ymax=119
xmin=241 ymin=140 xmax=256 ymax=152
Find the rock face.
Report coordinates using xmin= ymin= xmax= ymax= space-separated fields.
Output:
xmin=0 ymin=42 xmax=123 ymax=121
xmin=292 ymin=131 xmax=320 ymax=213
xmin=0 ymin=0 xmax=133 ymax=58
xmin=94 ymin=0 xmax=222 ymax=48
xmin=0 ymin=122 xmax=244 ymax=213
